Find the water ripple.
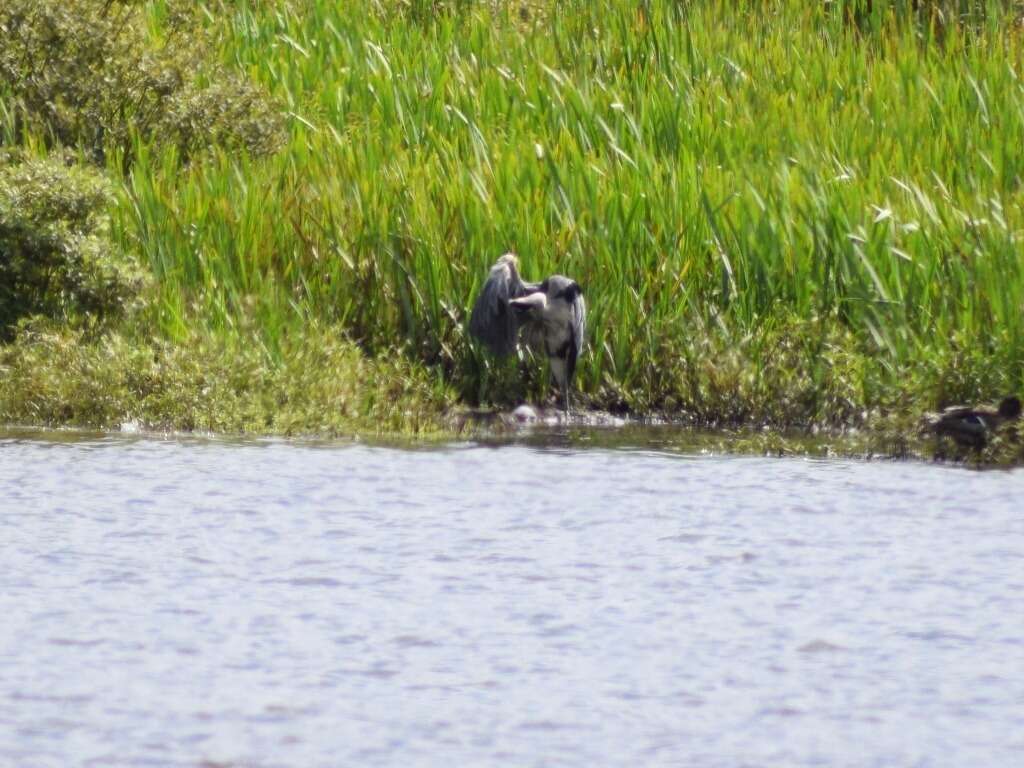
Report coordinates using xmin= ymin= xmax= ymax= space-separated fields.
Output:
xmin=2 ymin=433 xmax=1024 ymax=767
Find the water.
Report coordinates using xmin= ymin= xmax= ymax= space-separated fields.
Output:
xmin=2 ymin=429 xmax=1024 ymax=767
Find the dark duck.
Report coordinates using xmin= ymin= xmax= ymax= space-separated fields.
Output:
xmin=925 ymin=395 xmax=1022 ymax=449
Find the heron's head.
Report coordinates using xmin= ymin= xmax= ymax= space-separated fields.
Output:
xmin=559 ymin=281 xmax=582 ymax=303
xmin=999 ymin=395 xmax=1022 ymax=419
xmin=544 ymin=276 xmax=582 ymax=304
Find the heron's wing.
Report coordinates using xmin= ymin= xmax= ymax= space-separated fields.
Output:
xmin=469 ymin=267 xmax=535 ymax=356
xmin=571 ymin=292 xmax=586 ymax=358
xmin=517 ymin=304 xmax=547 ymax=355
xmin=566 ymin=291 xmax=585 ymax=382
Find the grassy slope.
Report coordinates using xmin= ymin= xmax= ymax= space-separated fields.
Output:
xmin=124 ymin=1 xmax=1024 ymax=416
xmin=4 ymin=0 xmax=1024 ymax=448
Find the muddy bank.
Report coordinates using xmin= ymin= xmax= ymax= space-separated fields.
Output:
xmin=448 ymin=403 xmax=1024 ymax=467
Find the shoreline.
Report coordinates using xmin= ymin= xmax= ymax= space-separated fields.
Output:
xmin=3 ymin=403 xmax=1019 ymax=468
xmin=1 ymin=323 xmax=1018 ymax=465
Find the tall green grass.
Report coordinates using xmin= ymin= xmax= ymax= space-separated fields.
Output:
xmin=111 ymin=0 xmax=1024 ymax=422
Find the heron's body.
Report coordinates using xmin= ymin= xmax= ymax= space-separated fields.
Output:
xmin=925 ymin=396 xmax=1022 ymax=449
xmin=470 ymin=254 xmax=585 ymax=411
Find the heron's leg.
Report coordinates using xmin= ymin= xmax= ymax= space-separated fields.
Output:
xmin=561 ymin=355 xmax=574 ymax=414
xmin=549 ymin=356 xmax=569 ymax=412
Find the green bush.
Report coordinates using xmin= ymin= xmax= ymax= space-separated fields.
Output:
xmin=0 ymin=155 xmax=146 ymax=338
xmin=0 ymin=0 xmax=284 ymax=163
xmin=0 ymin=321 xmax=452 ymax=435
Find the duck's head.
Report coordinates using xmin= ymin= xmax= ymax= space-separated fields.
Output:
xmin=999 ymin=395 xmax=1022 ymax=419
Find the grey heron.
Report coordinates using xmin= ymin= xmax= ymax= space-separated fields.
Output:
xmin=469 ymin=253 xmax=586 ymax=412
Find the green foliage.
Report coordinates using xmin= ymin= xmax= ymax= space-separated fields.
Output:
xmin=116 ymin=0 xmax=1022 ymax=424
xmin=4 ymin=0 xmax=1024 ymax=444
xmin=829 ymin=0 xmax=1023 ymax=31
xmin=0 ymin=155 xmax=146 ymax=338
xmin=0 ymin=320 xmax=452 ymax=435
xmin=375 ymin=0 xmax=544 ymax=23
xmin=0 ymin=0 xmax=284 ymax=162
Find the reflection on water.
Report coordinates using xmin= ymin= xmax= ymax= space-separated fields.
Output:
xmin=2 ymin=428 xmax=1024 ymax=767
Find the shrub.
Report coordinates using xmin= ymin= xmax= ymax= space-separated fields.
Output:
xmin=0 ymin=321 xmax=452 ymax=435
xmin=0 ymin=154 xmax=146 ymax=338
xmin=0 ymin=0 xmax=284 ymax=163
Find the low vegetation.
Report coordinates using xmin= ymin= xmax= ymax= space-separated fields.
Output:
xmin=0 ymin=154 xmax=146 ymax=338
xmin=1 ymin=0 xmax=1022 ymax=456
xmin=0 ymin=0 xmax=284 ymax=163
xmin=0 ymin=320 xmax=450 ymax=434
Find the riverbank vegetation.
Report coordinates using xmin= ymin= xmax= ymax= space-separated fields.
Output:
xmin=2 ymin=0 xmax=1023 ymax=456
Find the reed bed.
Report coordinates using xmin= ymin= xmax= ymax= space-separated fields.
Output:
xmin=93 ymin=0 xmax=1024 ymax=424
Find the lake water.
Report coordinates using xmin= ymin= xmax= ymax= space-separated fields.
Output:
xmin=2 ymin=429 xmax=1023 ymax=767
